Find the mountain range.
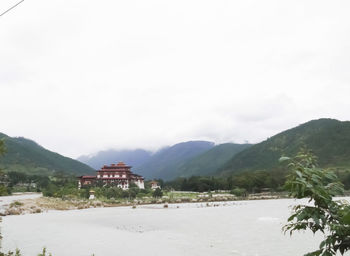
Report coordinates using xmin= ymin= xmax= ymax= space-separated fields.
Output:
xmin=80 ymin=118 xmax=350 ymax=179
xmin=79 ymin=141 xmax=251 ymax=180
xmin=1 ymin=118 xmax=349 ymax=180
xmin=135 ymin=141 xmax=215 ymax=180
xmin=77 ymin=149 xmax=152 ymax=170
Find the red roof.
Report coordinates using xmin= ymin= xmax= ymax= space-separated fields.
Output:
xmin=116 ymin=162 xmax=126 ymax=167
xmin=98 ymin=177 xmax=128 ymax=180
xmin=99 ymin=162 xmax=131 ymax=170
xmin=81 ymin=176 xmax=96 ymax=179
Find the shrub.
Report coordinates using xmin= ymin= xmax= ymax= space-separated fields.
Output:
xmin=152 ymin=188 xmax=163 ymax=198
xmin=9 ymin=201 xmax=23 ymax=208
xmin=230 ymin=188 xmax=246 ymax=197
xmin=282 ymin=149 xmax=350 ymax=256
xmin=0 ymin=186 xmax=9 ymax=196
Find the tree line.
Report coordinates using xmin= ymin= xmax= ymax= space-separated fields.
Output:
xmin=164 ymin=169 xmax=288 ymax=193
xmin=1 ymin=167 xmax=349 ymax=198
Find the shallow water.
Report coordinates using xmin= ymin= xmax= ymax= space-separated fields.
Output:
xmin=0 ymin=193 xmax=42 ymax=214
xmin=2 ymin=197 xmax=349 ymax=256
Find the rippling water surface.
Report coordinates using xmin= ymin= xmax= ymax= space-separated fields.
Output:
xmin=2 ymin=197 xmax=349 ymax=256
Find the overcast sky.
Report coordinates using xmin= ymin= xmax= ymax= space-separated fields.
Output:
xmin=1 ymin=0 xmax=350 ymax=158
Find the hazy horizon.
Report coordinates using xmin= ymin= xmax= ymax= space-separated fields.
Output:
xmin=1 ymin=0 xmax=350 ymax=158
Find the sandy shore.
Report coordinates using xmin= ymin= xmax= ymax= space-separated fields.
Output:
xmin=1 ymin=192 xmax=283 ymax=216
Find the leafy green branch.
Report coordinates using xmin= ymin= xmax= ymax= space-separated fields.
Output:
xmin=281 ymin=149 xmax=350 ymax=256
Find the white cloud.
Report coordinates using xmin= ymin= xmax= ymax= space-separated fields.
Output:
xmin=1 ymin=0 xmax=350 ymax=158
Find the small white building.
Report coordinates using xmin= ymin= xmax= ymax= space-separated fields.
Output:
xmin=89 ymin=190 xmax=95 ymax=200
xmin=150 ymin=181 xmax=161 ymax=190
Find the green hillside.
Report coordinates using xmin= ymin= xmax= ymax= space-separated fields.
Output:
xmin=137 ymin=141 xmax=215 ymax=180
xmin=0 ymin=133 xmax=95 ymax=176
xmin=175 ymin=143 xmax=252 ymax=177
xmin=219 ymin=118 xmax=350 ymax=175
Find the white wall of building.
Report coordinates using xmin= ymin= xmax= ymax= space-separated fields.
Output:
xmin=136 ymin=180 xmax=145 ymax=189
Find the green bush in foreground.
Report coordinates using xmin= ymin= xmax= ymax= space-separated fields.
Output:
xmin=282 ymin=149 xmax=350 ymax=256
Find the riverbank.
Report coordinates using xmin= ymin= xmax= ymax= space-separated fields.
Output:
xmin=6 ymin=190 xmax=349 ymax=216
xmin=1 ymin=191 xmax=287 ymax=216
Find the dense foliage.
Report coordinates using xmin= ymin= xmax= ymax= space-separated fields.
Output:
xmin=0 ymin=171 xmax=49 ymax=195
xmin=220 ymin=119 xmax=350 ymax=176
xmin=77 ymin=183 xmax=155 ymax=200
xmin=0 ymin=140 xmax=9 ymax=195
xmin=282 ymin=150 xmax=350 ymax=256
xmin=30 ymin=175 xmax=158 ymax=201
xmin=0 ymin=133 xmax=94 ymax=176
xmin=0 ymin=170 xmax=72 ymax=196
xmin=0 ymin=168 xmax=157 ymax=200
xmin=0 ymin=140 xmax=5 ymax=156
xmin=165 ymin=167 xmax=350 ymax=194
xmin=164 ymin=168 xmax=288 ymax=193
xmin=2 ymin=167 xmax=349 ymax=199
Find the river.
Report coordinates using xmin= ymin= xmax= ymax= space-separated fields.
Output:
xmin=2 ymin=197 xmax=349 ymax=256
xmin=0 ymin=193 xmax=42 ymax=215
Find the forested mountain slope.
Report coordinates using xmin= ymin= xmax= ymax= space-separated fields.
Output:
xmin=218 ymin=119 xmax=350 ymax=175
xmin=175 ymin=143 xmax=252 ymax=177
xmin=0 ymin=133 xmax=94 ymax=176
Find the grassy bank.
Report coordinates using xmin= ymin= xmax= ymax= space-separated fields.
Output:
xmin=2 ymin=191 xmax=289 ymax=216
